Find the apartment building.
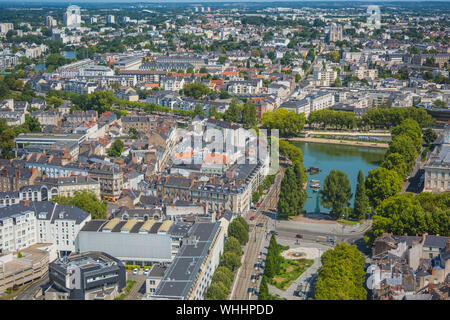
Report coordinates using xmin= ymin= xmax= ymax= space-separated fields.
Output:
xmin=160 ymin=76 xmax=185 ymax=91
xmin=0 ymin=23 xmax=13 ymax=35
xmin=147 ymin=222 xmax=224 ymax=300
xmin=423 ymin=129 xmax=450 ymax=193
xmin=0 ymin=167 xmax=40 ymax=192
xmin=0 ymin=185 xmax=51 ymax=207
xmin=0 ymin=111 xmax=25 ymax=126
xmin=121 ymin=115 xmax=154 ymax=133
xmin=313 ymin=67 xmax=337 ymax=87
xmin=65 ymin=110 xmax=98 ymax=126
xmin=119 ymin=70 xmax=166 ymax=83
xmin=88 ymin=164 xmax=124 ymax=202
xmin=0 ymin=200 xmax=90 ymax=256
xmin=40 ymin=176 xmax=101 ymax=199
xmin=63 ymin=80 xmax=98 ymax=95
xmin=227 ymin=79 xmax=263 ymax=95
xmin=30 ymin=110 xmax=62 ymax=127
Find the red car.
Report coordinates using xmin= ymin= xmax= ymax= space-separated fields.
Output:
xmin=296 ymin=234 xmax=303 ymax=239
xmin=250 ymin=216 xmax=255 ymax=221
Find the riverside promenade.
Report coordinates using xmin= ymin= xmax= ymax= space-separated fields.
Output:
xmin=286 ymin=136 xmax=389 ymax=148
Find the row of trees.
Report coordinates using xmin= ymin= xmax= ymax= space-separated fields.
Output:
xmin=258 ymin=234 xmax=283 ymax=300
xmin=205 ymin=217 xmax=249 ymax=300
xmin=380 ymin=118 xmax=423 ymax=179
xmin=307 ymin=107 xmax=435 ymax=130
xmin=277 ymin=141 xmax=307 ymax=219
xmin=313 ymin=242 xmax=367 ymax=300
xmin=261 ymin=108 xmax=306 ymax=137
xmin=363 ymin=119 xmax=449 ymax=246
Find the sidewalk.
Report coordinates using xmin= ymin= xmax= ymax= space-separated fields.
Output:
xmin=277 ymin=219 xmax=372 ymax=236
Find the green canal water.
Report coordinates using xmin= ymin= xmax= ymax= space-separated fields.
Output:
xmin=290 ymin=142 xmax=387 ymax=214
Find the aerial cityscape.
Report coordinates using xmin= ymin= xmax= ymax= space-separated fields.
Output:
xmin=0 ymin=1 xmax=449 ymax=303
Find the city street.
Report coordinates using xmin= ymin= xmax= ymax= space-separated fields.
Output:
xmin=230 ymin=169 xmax=284 ymax=300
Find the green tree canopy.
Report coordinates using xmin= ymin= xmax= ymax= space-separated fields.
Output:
xmin=107 ymin=139 xmax=124 ymax=157
xmin=224 ymin=236 xmax=242 ymax=257
xmin=320 ymin=170 xmax=352 ymax=219
xmin=220 ymin=251 xmax=242 ymax=272
xmin=51 ymin=190 xmax=107 ymax=220
xmin=365 ymin=167 xmax=403 ymax=208
xmin=352 ymin=170 xmax=370 ymax=220
xmin=261 ymin=108 xmax=306 ymax=136
xmin=314 ymin=242 xmax=366 ymax=300
xmin=205 ymin=281 xmax=229 ymax=300
xmin=228 ymin=219 xmax=249 ymax=245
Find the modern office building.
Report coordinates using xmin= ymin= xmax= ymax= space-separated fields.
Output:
xmin=15 ymin=133 xmax=86 ymax=150
xmin=45 ymin=251 xmax=126 ymax=300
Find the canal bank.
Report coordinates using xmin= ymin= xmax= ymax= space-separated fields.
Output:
xmin=291 ymin=141 xmax=386 ymax=214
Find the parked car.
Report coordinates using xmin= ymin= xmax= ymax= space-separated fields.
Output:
xmin=269 ymin=230 xmax=278 ymax=235
xmin=133 ymin=268 xmax=139 ymax=275
xmin=296 ymin=234 xmax=303 ymax=239
xmin=256 ymin=222 xmax=264 ymax=227
xmin=250 ymin=216 xmax=255 ymax=221
xmin=144 ymin=268 xmax=150 ymax=275
xmin=326 ymin=236 xmax=335 ymax=243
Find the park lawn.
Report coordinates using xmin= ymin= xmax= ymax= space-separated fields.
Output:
xmin=337 ymin=218 xmax=364 ymax=226
xmin=270 ymin=258 xmax=314 ymax=291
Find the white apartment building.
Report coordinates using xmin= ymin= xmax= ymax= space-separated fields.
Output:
xmin=353 ymin=67 xmax=378 ymax=81
xmin=310 ymin=91 xmax=335 ymax=111
xmin=46 ymin=16 xmax=57 ymax=27
xmin=161 ymin=77 xmax=185 ymax=91
xmin=107 ymin=15 xmax=115 ymax=24
xmin=313 ymin=67 xmax=337 ymax=87
xmin=0 ymin=207 xmax=37 ymax=253
xmin=0 ymin=202 xmax=91 ymax=256
xmin=227 ymin=79 xmax=263 ymax=95
xmin=0 ymin=23 xmax=14 ymax=35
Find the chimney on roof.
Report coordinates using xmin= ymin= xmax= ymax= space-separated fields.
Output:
xmin=422 ymin=233 xmax=428 ymax=243
xmin=13 ymin=164 xmax=21 ymax=176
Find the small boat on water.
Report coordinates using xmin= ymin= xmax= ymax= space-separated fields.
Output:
xmin=308 ymin=166 xmax=321 ymax=174
xmin=310 ymin=179 xmax=320 ymax=189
